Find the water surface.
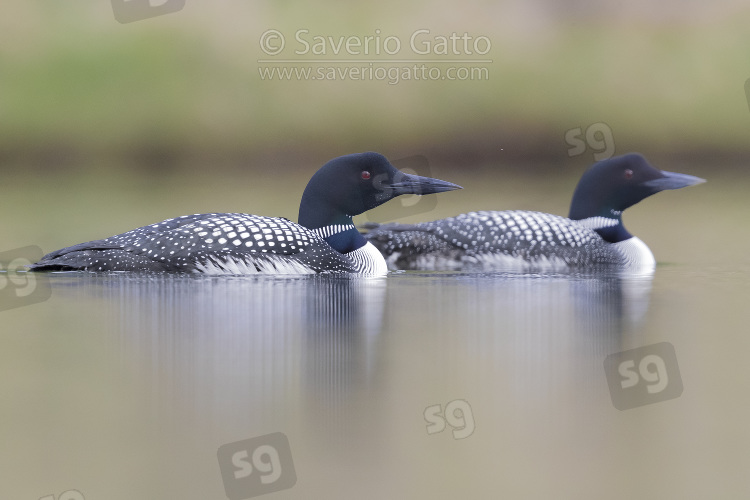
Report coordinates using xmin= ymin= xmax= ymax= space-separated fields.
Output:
xmin=3 ymin=263 xmax=749 ymax=499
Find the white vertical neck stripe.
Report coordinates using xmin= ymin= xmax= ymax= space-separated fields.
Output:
xmin=312 ymin=224 xmax=356 ymax=239
xmin=575 ymin=216 xmax=620 ymax=230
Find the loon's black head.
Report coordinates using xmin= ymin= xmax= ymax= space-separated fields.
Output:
xmin=568 ymin=153 xmax=705 ymax=242
xmin=298 ymin=152 xmax=461 ymax=230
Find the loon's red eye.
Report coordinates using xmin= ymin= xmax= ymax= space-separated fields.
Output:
xmin=624 ymin=169 xmax=634 ymax=179
xmin=361 ymin=170 xmax=371 ymax=180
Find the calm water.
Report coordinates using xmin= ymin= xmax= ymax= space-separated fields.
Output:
xmin=2 ymin=168 xmax=750 ymax=499
xmin=2 ymin=263 xmax=750 ymax=499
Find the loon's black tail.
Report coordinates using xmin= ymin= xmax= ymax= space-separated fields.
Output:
xmin=28 ymin=240 xmax=167 ymax=272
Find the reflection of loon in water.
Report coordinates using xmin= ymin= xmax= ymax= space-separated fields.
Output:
xmin=52 ymin=269 xmax=652 ymax=438
xmin=74 ymin=274 xmax=390 ymax=432
xmin=299 ymin=278 xmax=388 ymax=442
xmin=302 ymin=277 xmax=387 ymax=383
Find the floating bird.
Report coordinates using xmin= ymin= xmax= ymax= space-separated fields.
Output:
xmin=30 ymin=152 xmax=461 ymax=275
xmin=364 ymin=154 xmax=704 ymax=272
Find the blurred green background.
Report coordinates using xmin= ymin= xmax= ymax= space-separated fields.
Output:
xmin=1 ymin=0 xmax=749 ymax=250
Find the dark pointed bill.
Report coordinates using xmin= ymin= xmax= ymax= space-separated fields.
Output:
xmin=386 ymin=172 xmax=463 ymax=196
xmin=643 ymin=170 xmax=706 ymax=191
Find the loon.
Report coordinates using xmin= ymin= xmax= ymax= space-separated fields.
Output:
xmin=29 ymin=152 xmax=461 ymax=275
xmin=364 ymin=154 xmax=704 ymax=272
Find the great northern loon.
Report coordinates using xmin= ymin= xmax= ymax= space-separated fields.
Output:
xmin=364 ymin=154 xmax=704 ymax=272
xmin=29 ymin=152 xmax=461 ymax=275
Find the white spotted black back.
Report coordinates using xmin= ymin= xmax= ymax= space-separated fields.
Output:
xmin=32 ymin=213 xmax=360 ymax=274
xmin=366 ymin=210 xmax=626 ymax=271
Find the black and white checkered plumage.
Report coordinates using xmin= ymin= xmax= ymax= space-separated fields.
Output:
xmin=365 ymin=211 xmax=627 ymax=271
xmin=365 ymin=154 xmax=704 ymax=272
xmin=31 ymin=213 xmax=365 ymax=274
xmin=29 ymin=153 xmax=461 ymax=275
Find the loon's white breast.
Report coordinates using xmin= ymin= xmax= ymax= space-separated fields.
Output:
xmin=348 ymin=241 xmax=388 ymax=276
xmin=611 ymin=236 xmax=656 ymax=272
